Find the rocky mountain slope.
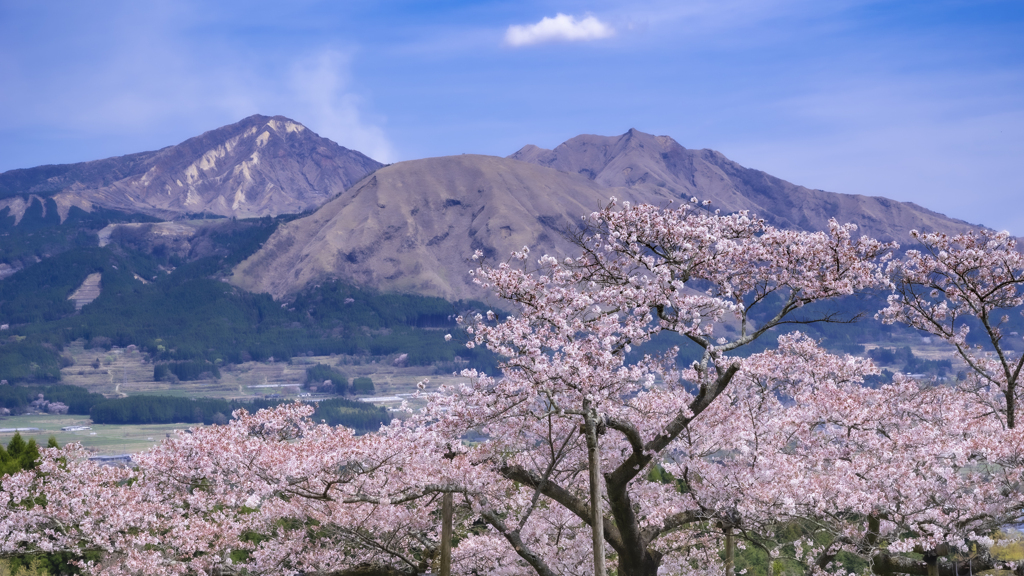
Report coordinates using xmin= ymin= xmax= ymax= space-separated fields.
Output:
xmin=232 ymin=130 xmax=984 ymax=302
xmin=0 ymin=115 xmax=382 ymax=221
xmin=510 ymin=129 xmax=978 ymax=242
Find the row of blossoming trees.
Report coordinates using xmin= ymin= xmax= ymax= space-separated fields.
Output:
xmin=3 ymin=200 xmax=1024 ymax=576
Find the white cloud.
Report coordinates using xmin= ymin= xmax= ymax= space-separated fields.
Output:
xmin=505 ymin=13 xmax=615 ymax=47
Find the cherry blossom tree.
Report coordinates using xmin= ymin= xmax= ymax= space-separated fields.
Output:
xmin=687 ymin=333 xmax=1024 ymax=576
xmin=0 ymin=200 xmax=906 ymax=576
xmin=878 ymin=229 xmax=1024 ymax=429
xmin=420 ymin=200 xmax=897 ymax=576
xmin=1 ymin=403 xmax=481 ymax=576
xmin=845 ymin=228 xmax=1024 ymax=576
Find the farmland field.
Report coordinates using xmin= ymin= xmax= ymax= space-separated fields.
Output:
xmin=1 ymin=333 xmax=967 ymax=457
xmin=1 ymin=341 xmax=475 ymax=454
xmin=56 ymin=340 xmax=467 ymax=402
xmin=0 ymin=412 xmax=184 ymax=455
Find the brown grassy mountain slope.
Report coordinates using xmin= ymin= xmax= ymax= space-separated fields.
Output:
xmin=0 ymin=115 xmax=382 ymax=221
xmin=230 ymin=155 xmax=633 ymax=301
xmin=233 ymin=134 xmax=988 ymax=302
xmin=510 ymin=129 xmax=979 ymax=242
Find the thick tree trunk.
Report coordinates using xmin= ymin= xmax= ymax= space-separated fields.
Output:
xmin=1006 ymin=385 xmax=1016 ymax=429
xmin=616 ymin=551 xmax=663 ymax=576
xmin=924 ymin=553 xmax=939 ymax=576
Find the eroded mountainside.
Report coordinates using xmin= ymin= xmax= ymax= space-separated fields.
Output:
xmin=0 ymin=120 xmax=988 ymax=303
xmin=0 ymin=115 xmax=382 ymax=221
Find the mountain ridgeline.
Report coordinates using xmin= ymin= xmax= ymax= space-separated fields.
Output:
xmin=0 ymin=116 xmax=992 ymax=384
xmin=508 ymin=129 xmax=977 ymax=242
xmin=231 ymin=129 xmax=982 ymax=302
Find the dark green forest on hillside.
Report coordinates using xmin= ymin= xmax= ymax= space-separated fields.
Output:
xmin=0 ymin=383 xmax=106 ymax=415
xmin=0 ymin=210 xmax=496 ymax=383
xmin=0 ymin=199 xmax=158 ymax=271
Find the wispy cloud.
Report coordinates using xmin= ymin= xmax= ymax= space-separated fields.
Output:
xmin=0 ymin=0 xmax=397 ymax=167
xmin=505 ymin=13 xmax=615 ymax=47
xmin=282 ymin=50 xmax=395 ymax=163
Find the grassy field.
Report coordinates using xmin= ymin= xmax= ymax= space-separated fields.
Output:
xmin=0 ymin=412 xmax=185 ymax=455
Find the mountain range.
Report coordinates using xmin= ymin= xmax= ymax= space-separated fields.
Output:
xmin=0 ymin=116 xmax=983 ymax=302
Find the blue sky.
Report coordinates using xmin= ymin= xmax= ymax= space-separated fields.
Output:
xmin=1 ymin=0 xmax=1022 ymax=232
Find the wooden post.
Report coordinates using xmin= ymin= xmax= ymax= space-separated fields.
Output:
xmin=441 ymin=492 xmax=453 ymax=576
xmin=724 ymin=525 xmax=735 ymax=576
xmin=583 ymin=400 xmax=606 ymax=576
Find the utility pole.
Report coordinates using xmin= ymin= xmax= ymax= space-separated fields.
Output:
xmin=724 ymin=524 xmax=735 ymax=576
xmin=440 ymin=492 xmax=453 ymax=576
xmin=440 ymin=444 xmax=458 ymax=576
xmin=583 ymin=398 xmax=605 ymax=576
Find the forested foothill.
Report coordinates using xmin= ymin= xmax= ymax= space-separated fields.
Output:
xmin=0 ymin=199 xmax=159 ymax=274
xmin=0 ymin=201 xmax=991 ymax=389
xmin=0 ymin=208 xmax=497 ymax=384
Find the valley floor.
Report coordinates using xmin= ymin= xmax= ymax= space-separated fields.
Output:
xmin=0 ymin=341 xmax=472 ymax=454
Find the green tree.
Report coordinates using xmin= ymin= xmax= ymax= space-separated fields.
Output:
xmin=304 ymin=364 xmax=347 ymax=393
xmin=0 ymin=432 xmax=44 ymax=476
xmin=351 ymin=376 xmax=374 ymax=395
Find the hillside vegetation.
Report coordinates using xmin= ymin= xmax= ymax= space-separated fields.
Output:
xmin=0 ymin=213 xmax=497 ymax=385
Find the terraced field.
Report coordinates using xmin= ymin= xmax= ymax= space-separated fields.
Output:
xmin=0 ymin=340 xmax=478 ymax=455
xmin=57 ymin=340 xmax=466 ymax=400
